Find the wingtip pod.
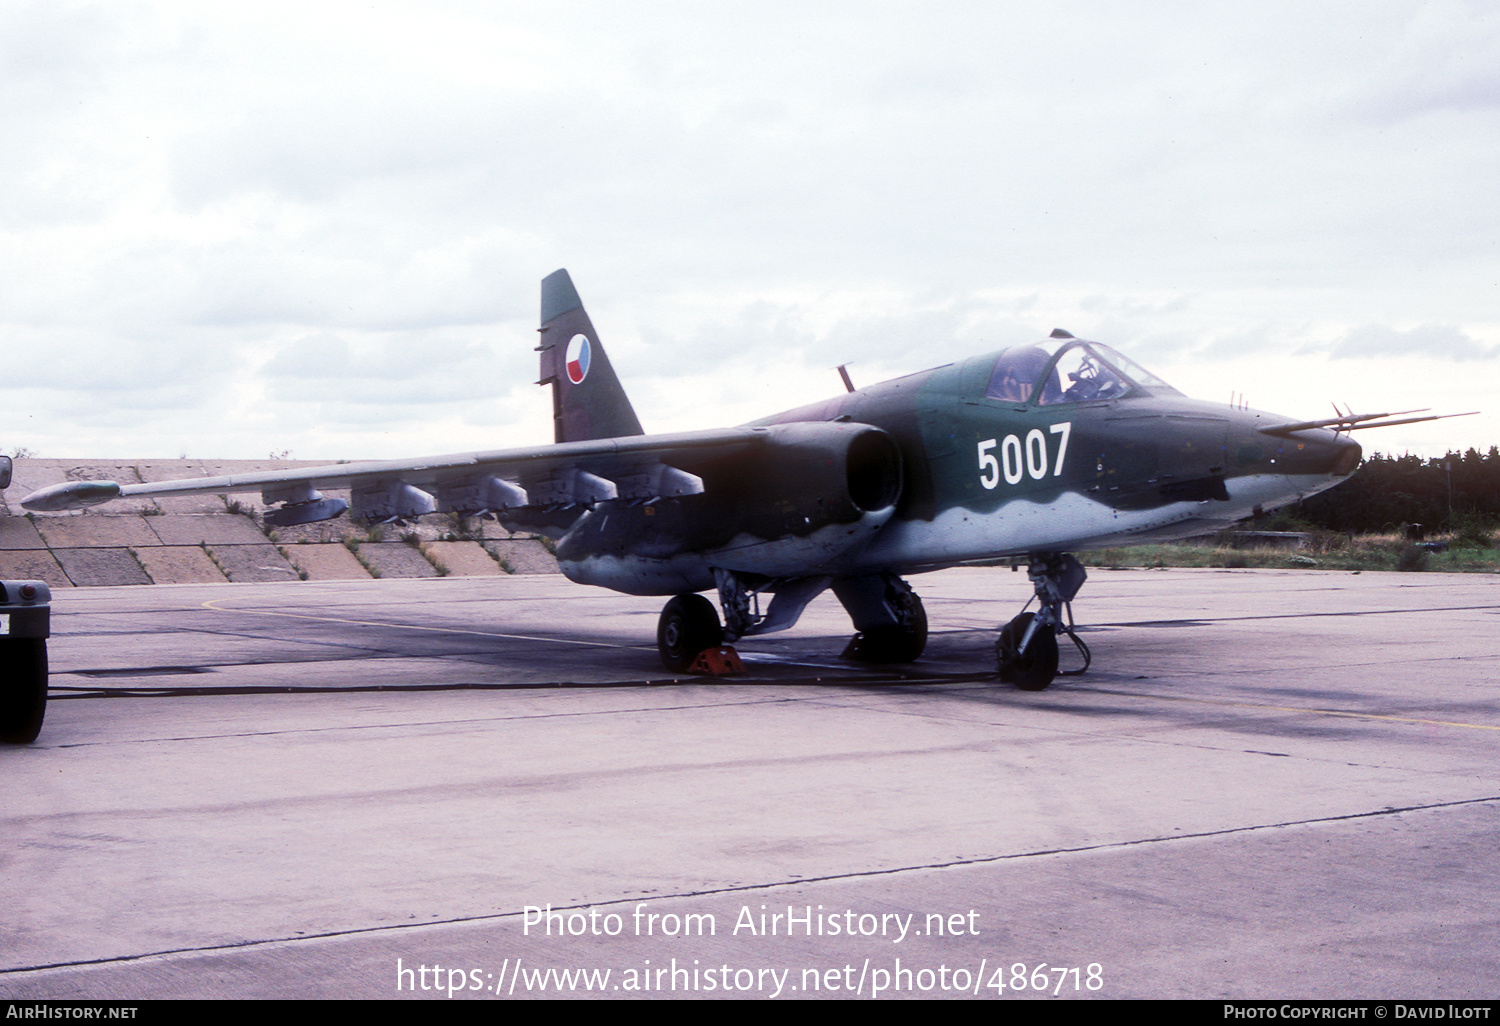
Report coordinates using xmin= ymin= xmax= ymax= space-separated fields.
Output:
xmin=21 ymin=480 xmax=123 ymax=511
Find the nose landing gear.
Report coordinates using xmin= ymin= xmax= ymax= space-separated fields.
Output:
xmin=996 ymin=553 xmax=1091 ymax=691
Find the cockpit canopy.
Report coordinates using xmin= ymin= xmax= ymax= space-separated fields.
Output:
xmin=985 ymin=337 xmax=1178 ymax=406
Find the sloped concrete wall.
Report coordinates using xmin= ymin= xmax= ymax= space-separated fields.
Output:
xmin=1 ymin=459 xmax=559 ymax=587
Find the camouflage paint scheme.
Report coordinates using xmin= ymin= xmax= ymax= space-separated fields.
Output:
xmin=549 ymin=305 xmax=1360 ymax=598
xmin=22 ymin=269 xmax=1368 ymax=681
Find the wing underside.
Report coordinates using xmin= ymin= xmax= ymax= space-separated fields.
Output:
xmin=21 ymin=428 xmax=765 ymax=528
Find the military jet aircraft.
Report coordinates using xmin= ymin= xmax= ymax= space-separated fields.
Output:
xmin=22 ymin=270 xmax=1468 ymax=690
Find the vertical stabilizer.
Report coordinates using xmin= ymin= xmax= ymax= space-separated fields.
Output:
xmin=538 ymin=269 xmax=644 ymax=443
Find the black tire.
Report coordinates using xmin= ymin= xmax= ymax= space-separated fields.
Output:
xmin=839 ymin=582 xmax=929 ymax=664
xmin=843 ymin=625 xmax=924 ymax=663
xmin=995 ymin=613 xmax=1058 ymax=691
xmin=0 ymin=637 xmax=47 ymax=744
xmin=844 ymin=591 xmax=928 ymax=663
xmin=657 ymin=594 xmax=724 ymax=673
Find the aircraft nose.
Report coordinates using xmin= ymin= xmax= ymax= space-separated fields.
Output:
xmin=1236 ymin=406 xmax=1363 ymax=482
xmin=1264 ymin=429 xmax=1361 ymax=478
xmin=1330 ymin=435 xmax=1362 ymax=477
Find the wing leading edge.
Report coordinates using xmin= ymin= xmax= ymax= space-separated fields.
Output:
xmin=21 ymin=427 xmax=766 ymax=526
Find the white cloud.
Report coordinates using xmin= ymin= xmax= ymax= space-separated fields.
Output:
xmin=1328 ymin=324 xmax=1499 ymax=361
xmin=1 ymin=1 xmax=1496 ymax=460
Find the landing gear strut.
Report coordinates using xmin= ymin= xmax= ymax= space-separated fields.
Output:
xmin=657 ymin=572 xmax=832 ymax=672
xmin=996 ymin=553 xmax=1091 ymax=691
xmin=653 ymin=570 xmax=926 ymax=671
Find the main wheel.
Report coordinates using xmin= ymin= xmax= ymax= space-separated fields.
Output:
xmin=657 ymin=594 xmax=724 ymax=672
xmin=843 ymin=592 xmax=928 ymax=663
xmin=846 ymin=600 xmax=924 ymax=666
xmin=995 ymin=613 xmax=1058 ymax=691
xmin=0 ymin=638 xmax=47 ymax=744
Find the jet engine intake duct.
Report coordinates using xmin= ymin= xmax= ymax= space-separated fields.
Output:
xmin=845 ymin=428 xmax=902 ymax=513
xmin=751 ymin=421 xmax=902 ymax=519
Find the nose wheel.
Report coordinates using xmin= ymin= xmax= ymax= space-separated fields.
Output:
xmin=995 ymin=612 xmax=1059 ymax=691
xmin=996 ymin=554 xmax=1091 ymax=691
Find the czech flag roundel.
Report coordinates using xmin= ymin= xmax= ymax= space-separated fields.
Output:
xmin=565 ymin=333 xmax=591 ymax=385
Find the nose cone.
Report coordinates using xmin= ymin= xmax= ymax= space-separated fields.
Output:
xmin=1229 ymin=406 xmax=1363 ymax=485
xmin=1330 ymin=435 xmax=1362 ymax=477
xmin=1244 ymin=422 xmax=1361 ymax=480
xmin=1276 ymin=430 xmax=1361 ymax=478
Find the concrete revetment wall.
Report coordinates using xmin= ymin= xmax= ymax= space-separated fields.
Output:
xmin=0 ymin=459 xmax=558 ymax=588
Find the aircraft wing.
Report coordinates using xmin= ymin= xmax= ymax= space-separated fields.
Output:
xmin=20 ymin=427 xmax=766 ymax=527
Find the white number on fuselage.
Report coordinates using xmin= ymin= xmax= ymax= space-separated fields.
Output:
xmin=977 ymin=421 xmax=1071 ymax=490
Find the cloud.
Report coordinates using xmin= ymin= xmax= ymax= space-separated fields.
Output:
xmin=3 ymin=2 xmax=1498 ymax=460
xmin=260 ymin=329 xmax=524 ymax=405
xmin=1333 ymin=3 xmax=1500 ymax=124
xmin=1328 ymin=324 xmax=1499 ymax=361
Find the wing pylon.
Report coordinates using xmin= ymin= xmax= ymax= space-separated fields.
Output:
xmin=21 ymin=429 xmax=746 ymax=524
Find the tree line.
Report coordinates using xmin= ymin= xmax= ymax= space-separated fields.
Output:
xmin=1287 ymin=446 xmax=1500 ymax=535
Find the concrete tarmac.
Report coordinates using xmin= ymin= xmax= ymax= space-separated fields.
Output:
xmin=1 ymin=567 xmax=1498 ymax=1000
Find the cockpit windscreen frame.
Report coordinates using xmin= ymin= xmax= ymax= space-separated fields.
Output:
xmin=984 ymin=339 xmax=1178 ymax=407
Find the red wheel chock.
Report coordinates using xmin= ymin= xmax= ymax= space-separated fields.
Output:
xmin=687 ymin=646 xmax=744 ymax=676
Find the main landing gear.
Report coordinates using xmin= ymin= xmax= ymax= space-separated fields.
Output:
xmin=653 ymin=570 xmax=928 ymax=672
xmin=833 ymin=573 xmax=927 ymax=664
xmin=652 ymin=559 xmax=1094 ymax=688
xmin=995 ymin=553 xmax=1092 ymax=691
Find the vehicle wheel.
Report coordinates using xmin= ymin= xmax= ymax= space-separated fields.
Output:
xmin=0 ymin=638 xmax=47 ymax=744
xmin=657 ymin=594 xmax=724 ymax=673
xmin=844 ymin=592 xmax=928 ymax=663
xmin=843 ymin=624 xmax=923 ymax=663
xmin=995 ymin=613 xmax=1058 ymax=691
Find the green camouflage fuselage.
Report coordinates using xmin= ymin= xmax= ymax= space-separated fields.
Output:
xmin=554 ymin=342 xmax=1360 ymax=596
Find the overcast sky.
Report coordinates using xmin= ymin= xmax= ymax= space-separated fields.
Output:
xmin=2 ymin=0 xmax=1496 ymax=462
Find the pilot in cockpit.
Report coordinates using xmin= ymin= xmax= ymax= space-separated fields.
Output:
xmin=985 ymin=346 xmax=1053 ymax=403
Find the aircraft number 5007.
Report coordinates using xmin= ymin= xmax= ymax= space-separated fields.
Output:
xmin=978 ymin=422 xmax=1071 ymax=489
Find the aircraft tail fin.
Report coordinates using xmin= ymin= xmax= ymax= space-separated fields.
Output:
xmin=538 ymin=269 xmax=644 ymax=443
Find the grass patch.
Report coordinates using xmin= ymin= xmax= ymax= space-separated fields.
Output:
xmin=200 ymin=543 xmax=228 ymax=579
xmin=342 ymin=537 xmax=381 ymax=578
xmin=420 ymin=545 xmax=450 ymax=577
xmin=1079 ymin=532 xmax=1500 ymax=573
xmin=439 ymin=513 xmax=483 ymax=542
xmin=276 ymin=546 xmax=310 ymax=581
